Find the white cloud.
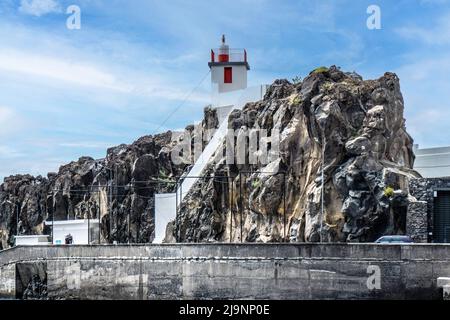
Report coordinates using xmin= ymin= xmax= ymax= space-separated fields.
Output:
xmin=420 ymin=0 xmax=449 ymax=5
xmin=396 ymin=56 xmax=450 ymax=82
xmin=0 ymin=156 xmax=65 ymax=181
xmin=395 ymin=55 xmax=450 ymax=148
xmin=406 ymin=108 xmax=450 ymax=148
xmin=0 ymin=146 xmax=25 ymax=158
xmin=0 ymin=106 xmax=14 ymax=123
xmin=395 ymin=10 xmax=450 ymax=148
xmin=0 ymin=48 xmax=210 ymax=104
xmin=0 ymin=106 xmax=26 ymax=136
xmin=18 ymin=0 xmax=61 ymax=17
xmin=396 ymin=12 xmax=450 ymax=45
xmin=0 ymin=49 xmax=131 ymax=92
xmin=59 ymin=141 xmax=111 ymax=149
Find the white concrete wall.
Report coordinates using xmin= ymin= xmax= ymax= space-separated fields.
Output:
xmin=154 ymin=193 xmax=177 ymax=243
xmin=211 ymin=64 xmax=247 ymax=94
xmin=211 ymin=85 xmax=268 ymax=109
xmin=15 ymin=235 xmax=50 ymax=246
xmin=3 ymin=244 xmax=450 ymax=300
xmin=50 ymin=220 xmax=99 ymax=245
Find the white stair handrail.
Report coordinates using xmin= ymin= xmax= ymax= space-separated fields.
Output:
xmin=176 ymin=85 xmax=268 ymax=203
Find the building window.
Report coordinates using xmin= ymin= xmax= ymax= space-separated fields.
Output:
xmin=224 ymin=67 xmax=232 ymax=83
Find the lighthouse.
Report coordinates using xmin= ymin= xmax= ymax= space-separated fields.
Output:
xmin=153 ymin=37 xmax=267 ymax=244
xmin=209 ymin=35 xmax=250 ymax=94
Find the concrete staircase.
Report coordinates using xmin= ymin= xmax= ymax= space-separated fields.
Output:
xmin=153 ymin=85 xmax=268 ymax=243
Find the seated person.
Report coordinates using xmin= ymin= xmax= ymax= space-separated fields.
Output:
xmin=65 ymin=233 xmax=73 ymax=245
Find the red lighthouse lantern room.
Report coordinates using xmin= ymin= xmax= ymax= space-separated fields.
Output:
xmin=218 ymin=34 xmax=229 ymax=62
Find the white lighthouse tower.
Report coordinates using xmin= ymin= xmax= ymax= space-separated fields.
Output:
xmin=153 ymin=36 xmax=267 ymax=244
xmin=209 ymin=35 xmax=250 ymax=95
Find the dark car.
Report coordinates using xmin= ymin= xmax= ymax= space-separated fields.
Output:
xmin=375 ymin=235 xmax=414 ymax=244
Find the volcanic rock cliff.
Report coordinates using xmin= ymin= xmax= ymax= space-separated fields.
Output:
xmin=174 ymin=66 xmax=420 ymax=243
xmin=0 ymin=66 xmax=420 ymax=248
xmin=0 ymin=109 xmax=218 ymax=249
xmin=0 ymin=133 xmax=176 ymax=249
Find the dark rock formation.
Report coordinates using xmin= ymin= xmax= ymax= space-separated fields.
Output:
xmin=0 ymin=107 xmax=219 ymax=249
xmin=1 ymin=66 xmax=421 ymax=247
xmin=0 ymin=133 xmax=182 ymax=249
xmin=175 ymin=66 xmax=420 ymax=243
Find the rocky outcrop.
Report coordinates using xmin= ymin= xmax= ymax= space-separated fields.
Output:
xmin=1 ymin=66 xmax=421 ymax=247
xmin=175 ymin=66 xmax=420 ymax=243
xmin=0 ymin=133 xmax=180 ymax=249
xmin=0 ymin=108 xmax=219 ymax=249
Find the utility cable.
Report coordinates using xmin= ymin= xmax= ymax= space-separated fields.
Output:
xmin=151 ymin=70 xmax=211 ymax=135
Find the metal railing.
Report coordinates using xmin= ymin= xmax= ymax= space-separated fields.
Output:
xmin=210 ymin=48 xmax=247 ymax=63
xmin=14 ymin=171 xmax=287 ymax=246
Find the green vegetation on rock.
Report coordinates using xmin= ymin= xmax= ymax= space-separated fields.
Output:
xmin=384 ymin=186 xmax=395 ymax=198
xmin=312 ymin=66 xmax=329 ymax=74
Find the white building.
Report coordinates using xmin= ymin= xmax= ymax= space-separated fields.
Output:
xmin=414 ymin=145 xmax=450 ymax=178
xmin=45 ymin=219 xmax=100 ymax=245
xmin=15 ymin=235 xmax=51 ymax=246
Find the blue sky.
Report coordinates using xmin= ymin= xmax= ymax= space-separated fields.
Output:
xmin=0 ymin=0 xmax=449 ymax=180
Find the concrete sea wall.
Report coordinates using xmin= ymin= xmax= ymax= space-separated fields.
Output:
xmin=1 ymin=244 xmax=450 ymax=300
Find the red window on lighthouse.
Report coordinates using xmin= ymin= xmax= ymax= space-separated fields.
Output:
xmin=224 ymin=67 xmax=232 ymax=84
